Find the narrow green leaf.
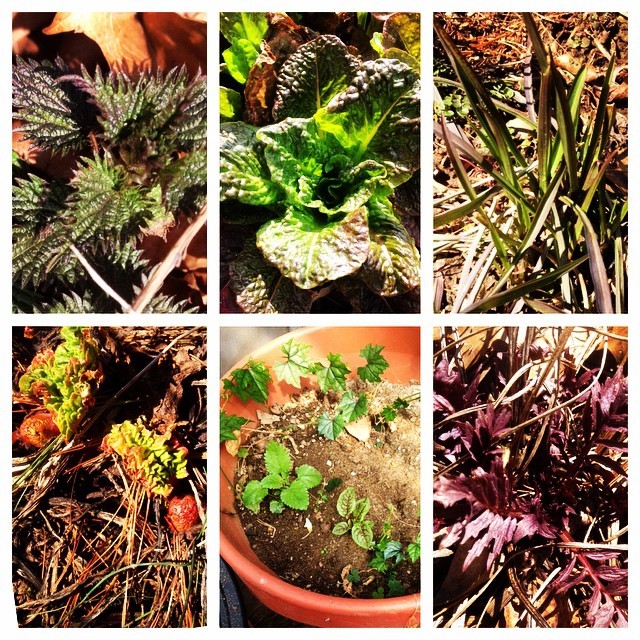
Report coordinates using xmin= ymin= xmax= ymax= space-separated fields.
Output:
xmin=521 ymin=13 xmax=548 ymax=71
xmin=462 ymin=255 xmax=589 ymax=313
xmin=560 ymin=197 xmax=614 ymax=313
xmin=551 ymin=60 xmax=578 ymax=192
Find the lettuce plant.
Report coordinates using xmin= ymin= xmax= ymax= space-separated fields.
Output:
xmin=18 ymin=326 xmax=103 ymax=441
xmin=102 ymin=417 xmax=189 ymax=497
xmin=221 ymin=33 xmax=420 ymax=312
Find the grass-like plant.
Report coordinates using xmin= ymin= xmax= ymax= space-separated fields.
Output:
xmin=433 ymin=13 xmax=627 ymax=313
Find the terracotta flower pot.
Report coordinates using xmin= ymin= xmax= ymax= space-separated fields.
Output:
xmin=220 ymin=326 xmax=420 ymax=627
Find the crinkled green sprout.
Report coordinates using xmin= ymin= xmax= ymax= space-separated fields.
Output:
xmin=18 ymin=326 xmax=103 ymax=441
xmin=102 ymin=418 xmax=188 ymax=497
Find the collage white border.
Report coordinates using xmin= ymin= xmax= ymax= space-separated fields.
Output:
xmin=3 ymin=1 xmax=635 ymax=637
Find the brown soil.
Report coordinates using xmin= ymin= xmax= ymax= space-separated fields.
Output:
xmin=234 ymin=378 xmax=420 ymax=598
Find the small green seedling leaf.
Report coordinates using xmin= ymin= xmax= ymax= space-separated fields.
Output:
xmin=315 ymin=353 xmax=350 ymax=392
xmin=352 ymin=520 xmax=374 ymax=549
xmin=337 ymin=487 xmax=357 ymax=517
xmin=387 ymin=575 xmax=406 ymax=597
xmin=407 ymin=534 xmax=421 ymax=562
xmin=372 ymin=586 xmax=385 ymax=599
xmin=347 ymin=568 xmax=361 ymax=584
xmin=273 ymin=339 xmax=315 ymax=388
xmin=383 ymin=540 xmax=405 ymax=563
xmin=270 ymin=500 xmax=285 ymax=514
xmin=296 ymin=464 xmax=323 ymax=489
xmin=353 ymin=497 xmax=371 ymax=521
xmin=260 ymin=473 xmax=286 ymax=489
xmin=220 ymin=410 xmax=249 ymax=442
xmin=317 ymin=412 xmax=345 ymax=440
xmin=336 ymin=390 xmax=369 ymax=423
xmin=264 ymin=440 xmax=291 ymax=476
xmin=325 ymin=477 xmax=343 ymax=493
xmin=281 ymin=479 xmax=310 ymax=510
xmin=332 ymin=521 xmax=351 ymax=535
xmin=242 ymin=480 xmax=268 ymax=514
xmin=223 ymin=359 xmax=272 ymax=404
xmin=357 ymin=344 xmax=389 ymax=382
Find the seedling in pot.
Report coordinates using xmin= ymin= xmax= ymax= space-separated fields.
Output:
xmin=332 ymin=487 xmax=374 ymax=549
xmin=241 ymin=440 xmax=323 ymax=514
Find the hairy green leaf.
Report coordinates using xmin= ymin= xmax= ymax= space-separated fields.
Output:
xmin=264 ymin=440 xmax=291 ymax=477
xmin=280 ymin=479 xmax=310 ymax=510
xmin=242 ymin=480 xmax=268 ymax=514
xmin=295 ymin=464 xmax=323 ymax=489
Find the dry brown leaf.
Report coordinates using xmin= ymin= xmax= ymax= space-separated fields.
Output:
xmin=140 ymin=13 xmax=207 ymax=75
xmin=344 ymin=416 xmax=371 ymax=442
xmin=224 ymin=432 xmax=242 ymax=456
xmin=44 ymin=12 xmax=151 ymax=74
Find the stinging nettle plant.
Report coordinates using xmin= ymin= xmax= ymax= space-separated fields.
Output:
xmin=221 ymin=32 xmax=420 ymax=313
xmin=12 ymin=57 xmax=206 ymax=313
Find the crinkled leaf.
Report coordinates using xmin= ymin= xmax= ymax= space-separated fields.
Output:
xmin=337 ymin=390 xmax=368 ymax=423
xmin=242 ymin=480 xmax=268 ymax=514
xmin=220 ymin=122 xmax=281 ymax=206
xmin=357 ymin=344 xmax=390 ymax=382
xmin=317 ymin=412 xmax=345 ymax=441
xmin=295 ymin=464 xmax=323 ymax=489
xmin=314 ymin=58 xmax=420 ymax=186
xmin=257 ymin=118 xmax=389 ymax=216
xmin=273 ymin=339 xmax=315 ymax=387
xmin=382 ymin=13 xmax=421 ymax=65
xmin=316 ymin=353 xmax=350 ymax=392
xmin=359 ymin=197 xmax=420 ymax=295
xmin=264 ymin=440 xmax=291 ymax=476
xmin=229 ymin=242 xmax=314 ymax=313
xmin=273 ymin=35 xmax=360 ymax=120
xmin=223 ymin=358 xmax=271 ymax=404
xmin=256 ymin=206 xmax=370 ymax=289
xmin=280 ymin=479 xmax=310 ymax=510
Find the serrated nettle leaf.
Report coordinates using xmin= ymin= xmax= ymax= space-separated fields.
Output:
xmin=229 ymin=242 xmax=314 ymax=314
xmin=269 ymin=499 xmax=285 ymax=514
xmin=221 ymin=122 xmax=282 ymax=206
xmin=273 ymin=339 xmax=315 ymax=387
xmin=352 ymin=520 xmax=374 ymax=549
xmin=295 ymin=464 xmax=323 ymax=489
xmin=353 ymin=497 xmax=371 ymax=521
xmin=359 ymin=197 xmax=420 ymax=296
xmin=317 ymin=412 xmax=345 ymax=440
xmin=332 ymin=521 xmax=351 ymax=535
xmin=273 ymin=35 xmax=360 ymax=120
xmin=314 ymin=58 xmax=420 ymax=186
xmin=337 ymin=391 xmax=369 ymax=423
xmin=357 ymin=344 xmax=390 ymax=383
xmin=337 ymin=487 xmax=357 ymax=518
xmin=316 ymin=353 xmax=350 ymax=392
xmin=260 ymin=473 xmax=286 ymax=489
xmin=242 ymin=480 xmax=268 ymax=513
xmin=256 ymin=207 xmax=370 ymax=290
xmin=280 ymin=479 xmax=310 ymax=510
xmin=264 ymin=440 xmax=292 ymax=477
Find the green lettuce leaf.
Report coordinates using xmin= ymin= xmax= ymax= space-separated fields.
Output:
xmin=220 ymin=13 xmax=269 ymax=84
xmin=359 ymin=197 xmax=420 ymax=295
xmin=273 ymin=35 xmax=360 ymax=120
xmin=220 ymin=122 xmax=281 ymax=205
xmin=257 ymin=118 xmax=389 ymax=217
xmin=256 ymin=206 xmax=370 ymax=289
xmin=314 ymin=58 xmax=419 ymax=186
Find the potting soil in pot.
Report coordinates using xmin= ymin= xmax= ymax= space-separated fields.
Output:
xmin=234 ymin=378 xmax=421 ymax=598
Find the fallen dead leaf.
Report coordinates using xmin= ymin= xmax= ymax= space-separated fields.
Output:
xmin=344 ymin=415 xmax=371 ymax=442
xmin=44 ymin=12 xmax=151 ymax=74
